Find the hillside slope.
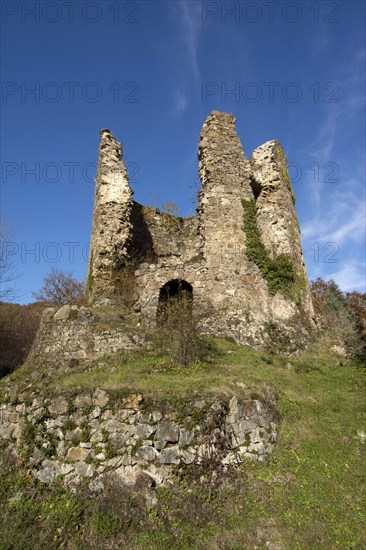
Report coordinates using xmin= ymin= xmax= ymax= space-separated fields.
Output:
xmin=0 ymin=338 xmax=365 ymax=549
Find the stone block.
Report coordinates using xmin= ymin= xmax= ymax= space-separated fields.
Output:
xmin=159 ymin=446 xmax=180 ymax=465
xmin=93 ymin=389 xmax=109 ymax=408
xmin=75 ymin=394 xmax=92 ymax=409
xmin=34 ymin=460 xmax=58 ymax=484
xmin=135 ymin=423 xmax=156 ymax=439
xmin=74 ymin=461 xmax=95 ymax=478
xmin=137 ymin=446 xmax=158 ymax=462
xmin=48 ymin=396 xmax=68 ymax=415
xmin=156 ymin=421 xmax=179 ymax=443
xmin=67 ymin=447 xmax=90 ymax=462
xmin=179 ymin=428 xmax=195 ymax=447
xmin=54 ymin=305 xmax=72 ymax=321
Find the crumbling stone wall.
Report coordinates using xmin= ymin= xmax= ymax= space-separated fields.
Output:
xmin=86 ymin=129 xmax=134 ymax=300
xmin=27 ymin=305 xmax=144 ymax=368
xmin=0 ymin=387 xmax=278 ymax=492
xmin=85 ymin=110 xmax=314 ymax=351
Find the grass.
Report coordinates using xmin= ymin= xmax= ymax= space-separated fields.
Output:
xmin=0 ymin=337 xmax=365 ymax=549
xmin=26 ymin=338 xmax=291 ymax=401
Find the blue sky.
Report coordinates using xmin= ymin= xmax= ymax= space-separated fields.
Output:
xmin=1 ymin=0 xmax=365 ymax=303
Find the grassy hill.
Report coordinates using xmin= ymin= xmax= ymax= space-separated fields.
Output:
xmin=0 ymin=337 xmax=365 ymax=549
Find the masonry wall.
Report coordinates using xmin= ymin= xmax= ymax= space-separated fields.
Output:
xmin=85 ymin=110 xmax=314 ymax=352
xmin=27 ymin=305 xmax=144 ymax=368
xmin=0 ymin=386 xmax=278 ymax=493
xmin=86 ymin=129 xmax=134 ymax=302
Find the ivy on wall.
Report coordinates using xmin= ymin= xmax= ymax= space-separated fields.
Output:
xmin=241 ymin=199 xmax=295 ymax=296
xmin=272 ymin=142 xmax=296 ymax=204
xmin=85 ymin=251 xmax=94 ymax=302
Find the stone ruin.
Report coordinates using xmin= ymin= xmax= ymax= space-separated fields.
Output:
xmin=86 ymin=110 xmax=314 ymax=352
xmin=0 ymin=112 xmax=316 ymax=492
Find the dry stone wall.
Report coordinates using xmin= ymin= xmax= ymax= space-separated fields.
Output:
xmin=0 ymin=387 xmax=278 ymax=494
xmin=27 ymin=305 xmax=144 ymax=368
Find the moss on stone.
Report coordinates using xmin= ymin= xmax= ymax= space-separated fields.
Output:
xmin=69 ymin=309 xmax=78 ymax=321
xmin=273 ymin=143 xmax=296 ymax=204
xmin=290 ymin=272 xmax=307 ymax=305
xmin=242 ymin=199 xmax=295 ymax=297
xmin=85 ymin=251 xmax=94 ymax=303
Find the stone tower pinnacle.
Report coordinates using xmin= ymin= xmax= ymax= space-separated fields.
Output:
xmin=86 ymin=129 xmax=133 ymax=302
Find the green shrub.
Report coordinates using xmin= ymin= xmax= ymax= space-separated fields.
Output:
xmin=91 ymin=510 xmax=125 ymax=537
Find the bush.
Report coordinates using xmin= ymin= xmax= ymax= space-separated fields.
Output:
xmin=310 ymin=278 xmax=365 ymax=358
xmin=154 ymin=290 xmax=211 ymax=367
xmin=0 ymin=301 xmax=45 ymax=377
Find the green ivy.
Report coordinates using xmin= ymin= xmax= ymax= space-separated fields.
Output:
xmin=242 ymin=199 xmax=295 ymax=296
xmin=273 ymin=142 xmax=296 ymax=204
xmin=85 ymin=251 xmax=94 ymax=302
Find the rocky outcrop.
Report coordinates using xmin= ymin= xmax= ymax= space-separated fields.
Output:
xmin=0 ymin=388 xmax=278 ymax=493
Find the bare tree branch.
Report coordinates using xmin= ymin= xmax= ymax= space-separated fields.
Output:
xmin=0 ymin=220 xmax=20 ymax=301
xmin=32 ymin=268 xmax=85 ymax=306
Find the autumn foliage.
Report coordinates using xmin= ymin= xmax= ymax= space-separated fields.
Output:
xmin=0 ymin=302 xmax=46 ymax=377
xmin=310 ymin=278 xmax=366 ymax=358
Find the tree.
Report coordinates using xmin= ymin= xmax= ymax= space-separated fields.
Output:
xmin=310 ymin=277 xmax=365 ymax=357
xmin=346 ymin=291 xmax=366 ymax=332
xmin=345 ymin=290 xmax=366 ymax=354
xmin=0 ymin=220 xmax=19 ymax=301
xmin=0 ymin=301 xmax=45 ymax=377
xmin=32 ymin=268 xmax=85 ymax=307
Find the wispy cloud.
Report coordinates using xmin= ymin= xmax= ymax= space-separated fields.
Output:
xmin=179 ymin=0 xmax=202 ymax=82
xmin=305 ymin=108 xmax=340 ymax=211
xmin=327 ymin=261 xmax=366 ymax=292
xmin=305 ymin=254 xmax=365 ymax=293
xmin=300 ymin=43 xmax=365 ymax=292
xmin=302 ymin=187 xmax=365 ymax=245
xmin=304 ymin=46 xmax=365 ymax=213
xmin=172 ymin=89 xmax=188 ymax=114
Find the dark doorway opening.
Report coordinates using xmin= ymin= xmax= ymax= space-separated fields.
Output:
xmin=250 ymin=177 xmax=262 ymax=201
xmin=156 ymin=279 xmax=193 ymax=325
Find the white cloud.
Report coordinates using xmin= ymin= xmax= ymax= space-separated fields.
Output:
xmin=302 ymin=204 xmax=365 ymax=247
xmin=179 ymin=0 xmax=202 ymax=81
xmin=327 ymin=261 xmax=366 ymax=292
xmin=173 ymin=89 xmax=187 ymax=114
xmin=305 ymin=253 xmax=366 ymax=293
xmin=301 ymin=185 xmax=365 ymax=245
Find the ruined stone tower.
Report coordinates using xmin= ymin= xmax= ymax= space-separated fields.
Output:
xmin=87 ymin=111 xmax=314 ymax=351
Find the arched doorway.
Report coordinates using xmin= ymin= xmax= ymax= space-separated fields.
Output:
xmin=156 ymin=279 xmax=193 ymax=326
